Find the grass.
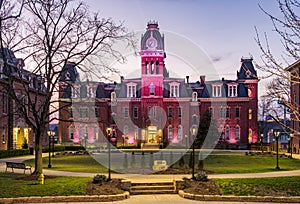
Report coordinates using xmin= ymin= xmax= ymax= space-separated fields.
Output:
xmin=25 ymin=155 xmax=107 ymax=173
xmin=0 ymin=172 xmax=91 ymax=198
xmin=216 ymin=176 xmax=300 ymax=196
xmin=24 ymin=152 xmax=300 ymax=174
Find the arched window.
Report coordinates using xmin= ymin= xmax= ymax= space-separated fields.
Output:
xmin=235 ymin=126 xmax=240 ymax=140
xmin=177 ymin=125 xmax=183 ymax=140
xmin=69 ymin=126 xmax=74 ymax=140
xmin=225 ymin=126 xmax=230 ymax=140
xmin=192 ymin=92 xmax=198 ymax=102
xmin=111 ymin=92 xmax=116 ymax=102
xmin=124 ymin=125 xmax=129 ymax=136
xmin=168 ymin=126 xmax=173 ymax=139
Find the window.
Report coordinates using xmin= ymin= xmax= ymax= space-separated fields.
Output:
xmin=72 ymin=86 xmax=80 ymax=98
xmin=170 ymin=82 xmax=180 ymax=97
xmin=156 ymin=61 xmax=159 ymax=74
xmin=88 ymin=86 xmax=96 ymax=98
xmin=127 ymin=83 xmax=136 ymax=98
xmin=133 ymin=107 xmax=138 ymax=119
xmin=124 ymin=125 xmax=129 ymax=136
xmin=192 ymin=92 xmax=198 ymax=102
xmin=69 ymin=126 xmax=74 ymax=140
xmin=228 ymin=85 xmax=238 ymax=97
xmin=192 ymin=115 xmax=197 ymax=125
xmin=225 ymin=126 xmax=230 ymax=140
xmin=94 ymin=126 xmax=98 ymax=140
xmin=148 ymin=106 xmax=156 ymax=118
xmin=111 ymin=92 xmax=117 ymax=102
xmin=235 ymin=126 xmax=240 ymax=140
xmin=212 ymin=84 xmax=222 ymax=97
xmin=124 ymin=107 xmax=129 ymax=118
xmin=79 ymin=108 xmax=89 ymax=118
xmin=2 ymin=94 xmax=7 ymax=114
xmin=178 ymin=107 xmax=182 ymax=118
xmin=177 ymin=125 xmax=183 ymax=140
xmin=209 ymin=107 xmax=214 ymax=117
xmin=235 ymin=107 xmax=240 ymax=118
xmin=168 ymin=126 xmax=173 ymax=139
xmin=70 ymin=108 xmax=74 ymax=118
xmin=168 ymin=107 xmax=173 ymax=117
xmin=134 ymin=126 xmax=138 ymax=140
xmin=95 ymin=108 xmax=100 ymax=117
xmin=2 ymin=126 xmax=6 ymax=144
xmin=248 ymin=109 xmax=252 ymax=120
xmin=85 ymin=126 xmax=88 ymax=138
xmin=226 ymin=107 xmax=230 ymax=118
xmin=145 ymin=61 xmax=148 ymax=74
xmin=219 ymin=108 xmax=225 ymax=118
xmin=79 ymin=126 xmax=83 ymax=139
xmin=150 ymin=83 xmax=155 ymax=95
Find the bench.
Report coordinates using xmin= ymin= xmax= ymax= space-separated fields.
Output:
xmin=5 ymin=162 xmax=32 ymax=174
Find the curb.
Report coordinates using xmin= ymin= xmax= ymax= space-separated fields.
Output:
xmin=178 ymin=190 xmax=300 ymax=203
xmin=0 ymin=192 xmax=130 ymax=204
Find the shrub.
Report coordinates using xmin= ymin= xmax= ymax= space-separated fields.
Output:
xmin=92 ymin=174 xmax=107 ymax=184
xmin=195 ymin=171 xmax=208 ymax=181
xmin=0 ymin=149 xmax=30 ymax=158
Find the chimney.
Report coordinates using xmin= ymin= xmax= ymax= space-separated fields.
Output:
xmin=186 ymin=76 xmax=189 ymax=84
xmin=120 ymin=76 xmax=124 ymax=83
xmin=200 ymin=75 xmax=205 ymax=84
xmin=222 ymin=77 xmax=225 ymax=81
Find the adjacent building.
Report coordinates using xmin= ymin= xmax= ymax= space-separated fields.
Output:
xmin=286 ymin=59 xmax=300 ymax=154
xmin=0 ymin=48 xmax=47 ymax=150
xmin=58 ymin=22 xmax=258 ymax=149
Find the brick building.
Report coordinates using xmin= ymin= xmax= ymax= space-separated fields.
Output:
xmin=0 ymin=48 xmax=47 ymax=150
xmin=286 ymin=59 xmax=300 ymax=154
xmin=58 ymin=22 xmax=258 ymax=149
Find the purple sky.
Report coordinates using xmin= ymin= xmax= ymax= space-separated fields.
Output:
xmin=86 ymin=0 xmax=284 ymax=96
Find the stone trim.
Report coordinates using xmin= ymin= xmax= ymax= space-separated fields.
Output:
xmin=178 ymin=190 xmax=300 ymax=203
xmin=0 ymin=192 xmax=130 ymax=204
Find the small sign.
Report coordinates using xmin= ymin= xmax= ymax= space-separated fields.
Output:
xmin=153 ymin=160 xmax=168 ymax=171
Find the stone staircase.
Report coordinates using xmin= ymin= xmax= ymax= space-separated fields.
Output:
xmin=130 ymin=182 xmax=176 ymax=195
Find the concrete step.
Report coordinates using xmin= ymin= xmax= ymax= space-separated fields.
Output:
xmin=142 ymin=143 xmax=160 ymax=149
xmin=130 ymin=182 xmax=176 ymax=195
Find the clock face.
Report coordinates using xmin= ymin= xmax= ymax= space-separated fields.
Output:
xmin=147 ymin=38 xmax=157 ymax=48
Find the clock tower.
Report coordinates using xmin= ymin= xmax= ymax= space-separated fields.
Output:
xmin=140 ymin=21 xmax=166 ymax=97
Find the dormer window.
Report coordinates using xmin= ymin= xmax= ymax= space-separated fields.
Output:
xmin=127 ymin=82 xmax=137 ymax=98
xmin=228 ymin=84 xmax=238 ymax=97
xmin=87 ymin=86 xmax=96 ymax=98
xmin=111 ymin=92 xmax=116 ymax=102
xmin=212 ymin=84 xmax=222 ymax=97
xmin=72 ymin=86 xmax=80 ymax=98
xmin=169 ymin=82 xmax=180 ymax=97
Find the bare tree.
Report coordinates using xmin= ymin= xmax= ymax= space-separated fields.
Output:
xmin=0 ymin=0 xmax=134 ymax=175
xmin=256 ymin=0 xmax=299 ymax=133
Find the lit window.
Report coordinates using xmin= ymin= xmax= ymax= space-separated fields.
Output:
xmin=177 ymin=125 xmax=183 ymax=140
xmin=248 ymin=109 xmax=252 ymax=120
xmin=168 ymin=126 xmax=173 ymax=139
xmin=212 ymin=84 xmax=222 ymax=97
xmin=69 ymin=126 xmax=74 ymax=140
xmin=94 ymin=126 xmax=98 ymax=140
xmin=192 ymin=92 xmax=198 ymax=101
xmin=134 ymin=126 xmax=138 ymax=140
xmin=111 ymin=92 xmax=117 ymax=102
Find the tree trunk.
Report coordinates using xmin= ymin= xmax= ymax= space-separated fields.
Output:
xmin=33 ymin=129 xmax=43 ymax=175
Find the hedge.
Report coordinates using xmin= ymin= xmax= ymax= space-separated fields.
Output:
xmin=0 ymin=149 xmax=30 ymax=158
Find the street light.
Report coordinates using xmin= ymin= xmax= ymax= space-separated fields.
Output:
xmin=190 ymin=126 xmax=197 ymax=180
xmin=290 ymin=133 xmax=294 ymax=159
xmin=260 ymin=133 xmax=264 ymax=153
xmin=47 ymin=131 xmax=55 ymax=168
xmin=106 ymin=127 xmax=112 ymax=181
xmin=274 ymin=130 xmax=280 ymax=170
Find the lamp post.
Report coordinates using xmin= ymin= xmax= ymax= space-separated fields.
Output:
xmin=47 ymin=131 xmax=54 ymax=168
xmin=106 ymin=127 xmax=112 ymax=181
xmin=260 ymin=133 xmax=264 ymax=153
xmin=122 ymin=135 xmax=125 ymax=148
xmin=290 ymin=133 xmax=294 ymax=159
xmin=190 ymin=126 xmax=197 ymax=180
xmin=274 ymin=130 xmax=280 ymax=170
xmin=84 ymin=133 xmax=88 ymax=150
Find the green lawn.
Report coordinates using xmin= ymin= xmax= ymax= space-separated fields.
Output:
xmin=24 ymin=153 xmax=300 ymax=174
xmin=216 ymin=176 xmax=300 ymax=196
xmin=0 ymin=172 xmax=91 ymax=198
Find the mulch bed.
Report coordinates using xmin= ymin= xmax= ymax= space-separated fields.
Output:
xmin=86 ymin=179 xmax=126 ymax=195
xmin=182 ymin=178 xmax=222 ymax=195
